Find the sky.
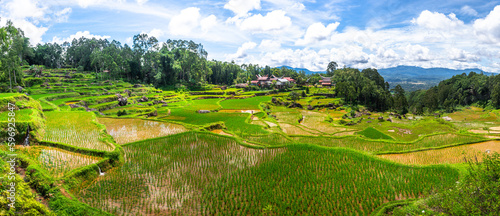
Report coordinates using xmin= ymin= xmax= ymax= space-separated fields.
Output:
xmin=1 ymin=0 xmax=500 ymax=72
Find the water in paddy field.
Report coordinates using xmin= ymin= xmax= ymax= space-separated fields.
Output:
xmin=218 ymin=109 xmax=260 ymax=114
xmin=24 ymin=125 xmax=30 ymax=147
xmin=98 ymin=118 xmax=187 ymax=144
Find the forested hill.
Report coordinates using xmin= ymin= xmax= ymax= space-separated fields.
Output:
xmin=281 ymin=65 xmax=496 ymax=91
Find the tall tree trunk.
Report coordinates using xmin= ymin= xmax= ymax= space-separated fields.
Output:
xmin=12 ymin=62 xmax=17 ymax=85
xmin=8 ymin=69 xmax=12 ymax=92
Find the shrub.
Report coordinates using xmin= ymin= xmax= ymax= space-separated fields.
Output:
xmin=415 ymin=153 xmax=500 ymax=215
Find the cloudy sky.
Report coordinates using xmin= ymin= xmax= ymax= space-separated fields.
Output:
xmin=1 ymin=0 xmax=500 ymax=72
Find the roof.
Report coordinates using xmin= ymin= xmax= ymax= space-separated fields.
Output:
xmin=321 ymin=77 xmax=331 ymax=82
xmin=251 ymin=80 xmax=259 ymax=83
xmin=257 ymin=76 xmax=269 ymax=81
xmin=283 ymin=77 xmax=295 ymax=82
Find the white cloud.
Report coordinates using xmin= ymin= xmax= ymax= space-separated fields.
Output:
xmin=143 ymin=28 xmax=164 ymax=39
xmin=448 ymin=48 xmax=480 ymax=62
xmin=296 ymin=22 xmax=339 ymax=45
xmin=460 ymin=5 xmax=478 ymax=16
xmin=76 ymin=0 xmax=125 ymax=8
xmin=473 ymin=5 xmax=500 ymax=45
xmin=259 ymin=39 xmax=281 ymax=50
xmin=201 ymin=15 xmax=217 ymax=32
xmin=404 ymin=44 xmax=431 ymax=61
xmin=136 ymin=0 xmax=148 ymax=5
xmin=226 ymin=42 xmax=257 ymax=60
xmin=52 ymin=31 xmax=111 ymax=44
xmin=5 ymin=0 xmax=47 ymax=21
xmin=412 ymin=10 xmax=464 ymax=30
xmin=239 ymin=10 xmax=291 ymax=32
xmin=54 ymin=7 xmax=72 ymax=22
xmin=2 ymin=19 xmax=48 ymax=45
xmin=224 ymin=0 xmax=260 ymax=17
xmin=169 ymin=7 xmax=201 ymax=36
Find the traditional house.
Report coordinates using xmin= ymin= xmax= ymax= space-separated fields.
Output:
xmin=319 ymin=76 xmax=333 ymax=87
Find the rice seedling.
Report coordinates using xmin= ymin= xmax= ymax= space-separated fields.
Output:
xmin=76 ymin=133 xmax=282 ymax=216
xmin=75 ymin=133 xmax=458 ymax=215
xmin=98 ymin=118 xmax=187 ymax=144
xmin=379 ymin=141 xmax=500 ymax=165
xmin=43 ymin=111 xmax=113 ymax=151
xmin=219 ymin=96 xmax=271 ymax=110
xmin=16 ymin=146 xmax=101 ymax=177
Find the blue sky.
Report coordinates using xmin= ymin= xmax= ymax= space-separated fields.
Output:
xmin=1 ymin=0 xmax=500 ymax=72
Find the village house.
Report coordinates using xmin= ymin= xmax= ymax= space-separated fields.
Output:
xmin=251 ymin=75 xmax=295 ymax=88
xmin=319 ymin=76 xmax=334 ymax=87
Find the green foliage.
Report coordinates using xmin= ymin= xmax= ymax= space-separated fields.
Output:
xmin=0 ymin=153 xmax=53 ymax=215
xmin=357 ymin=127 xmax=394 ymax=140
xmin=116 ymin=109 xmax=127 ymax=116
xmin=424 ymin=153 xmax=500 ymax=215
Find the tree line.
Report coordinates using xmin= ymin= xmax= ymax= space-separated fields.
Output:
xmin=2 ymin=21 xmax=500 ymax=113
xmin=408 ymin=72 xmax=500 ymax=113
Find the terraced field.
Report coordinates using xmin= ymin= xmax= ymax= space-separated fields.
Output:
xmin=2 ymin=68 xmax=499 ymax=216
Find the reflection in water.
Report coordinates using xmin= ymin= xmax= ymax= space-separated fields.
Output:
xmin=100 ymin=118 xmax=187 ymax=144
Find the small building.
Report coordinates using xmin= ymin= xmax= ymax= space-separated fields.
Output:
xmin=235 ymin=83 xmax=248 ymax=88
xmin=319 ymin=76 xmax=333 ymax=86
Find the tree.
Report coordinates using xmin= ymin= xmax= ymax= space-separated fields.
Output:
xmin=492 ymin=83 xmax=500 ymax=108
xmin=289 ymin=91 xmax=300 ymax=103
xmin=392 ymin=84 xmax=408 ymax=114
xmin=326 ymin=61 xmax=338 ymax=77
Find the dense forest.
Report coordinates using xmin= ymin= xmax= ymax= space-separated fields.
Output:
xmin=1 ymin=21 xmax=500 ymax=113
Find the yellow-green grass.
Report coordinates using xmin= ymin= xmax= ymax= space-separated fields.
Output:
xmin=309 ymin=98 xmax=342 ymax=106
xmin=183 ymin=98 xmax=222 ymax=111
xmin=0 ymin=93 xmax=21 ymax=98
xmin=163 ymin=108 xmax=268 ymax=135
xmin=219 ymin=96 xmax=271 ymax=110
xmin=353 ymin=119 xmax=455 ymax=142
xmin=291 ymin=133 xmax=486 ymax=153
xmin=14 ymin=145 xmax=101 ymax=178
xmin=447 ymin=107 xmax=500 ymax=122
xmin=43 ymin=111 xmax=113 ymax=151
xmin=300 ymin=110 xmax=345 ymax=134
xmin=379 ymin=141 xmax=500 ymax=165
xmin=357 ymin=127 xmax=394 ymax=140
xmin=272 ymin=107 xmax=302 ymax=124
xmin=0 ymin=108 xmax=33 ymax=121
xmin=280 ymin=123 xmax=317 ymax=135
xmin=98 ymin=118 xmax=187 ymax=144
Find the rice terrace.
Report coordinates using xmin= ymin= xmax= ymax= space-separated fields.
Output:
xmin=2 ymin=1 xmax=500 ymax=215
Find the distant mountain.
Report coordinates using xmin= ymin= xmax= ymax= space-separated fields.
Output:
xmin=279 ymin=65 xmax=495 ymax=91
xmin=378 ymin=66 xmax=494 ymax=91
xmin=377 ymin=66 xmax=493 ymax=83
xmin=278 ymin=66 xmax=325 ymax=74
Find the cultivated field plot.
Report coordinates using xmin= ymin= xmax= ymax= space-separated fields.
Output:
xmin=219 ymin=96 xmax=271 ymax=110
xmin=98 ymin=118 xmax=187 ymax=144
xmin=16 ymin=146 xmax=101 ymax=178
xmin=379 ymin=141 xmax=500 ymax=165
xmin=76 ymin=133 xmax=282 ymax=215
xmin=203 ymin=145 xmax=458 ymax=215
xmin=43 ymin=111 xmax=114 ymax=151
xmin=353 ymin=120 xmax=455 ymax=141
xmin=291 ymin=133 xmax=487 ymax=153
xmin=300 ymin=110 xmax=347 ymax=134
xmin=183 ymin=98 xmax=222 ymax=111
xmin=164 ymin=108 xmax=268 ymax=135
xmin=75 ymin=133 xmax=458 ymax=215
